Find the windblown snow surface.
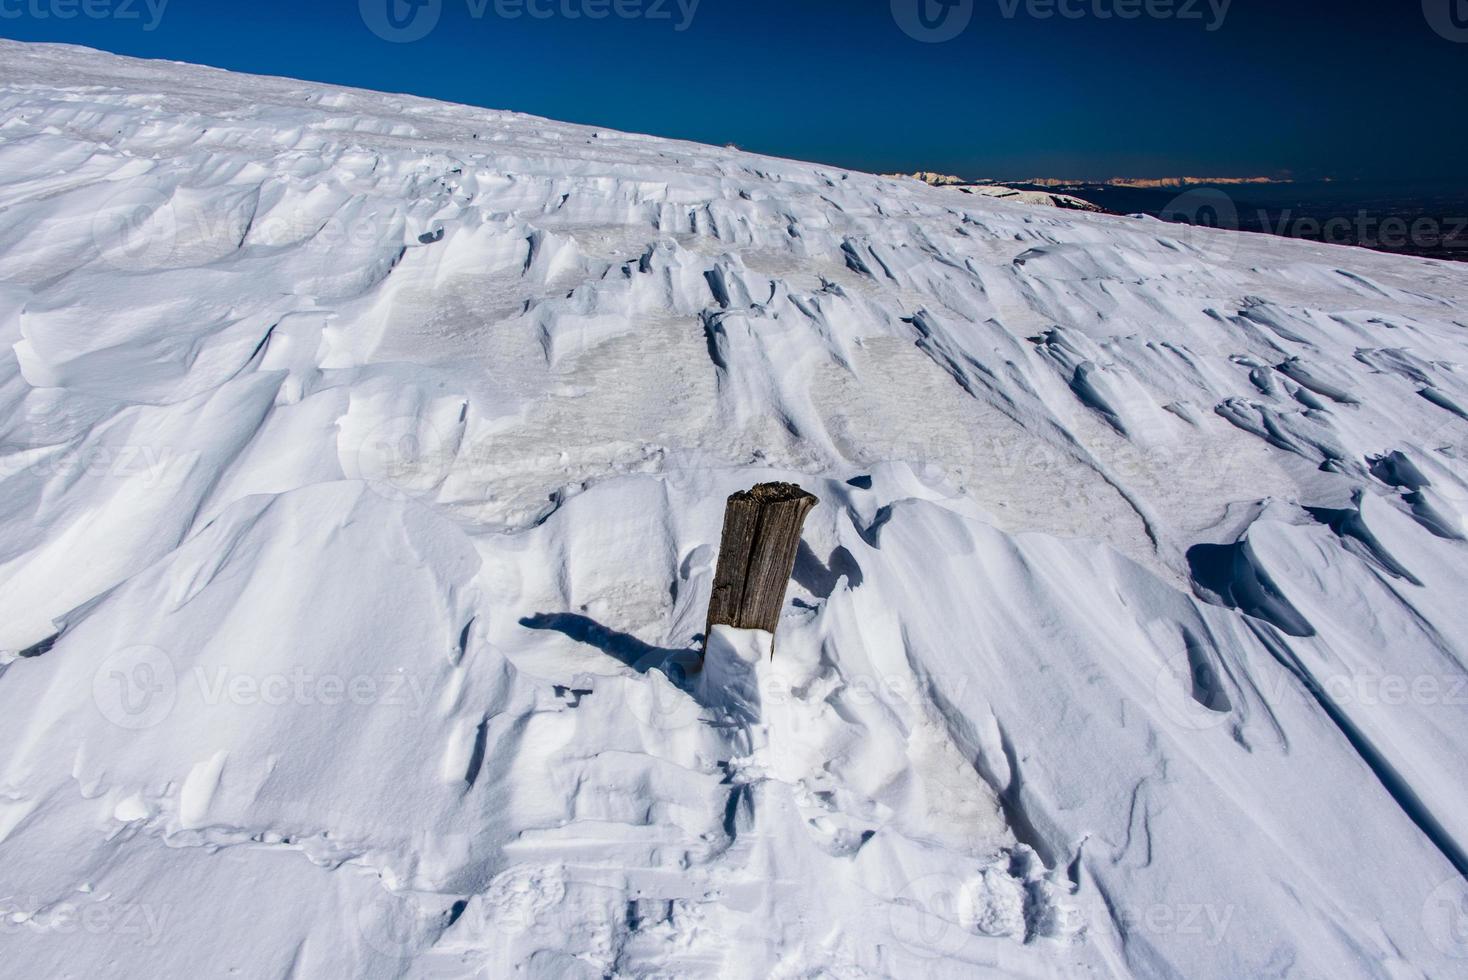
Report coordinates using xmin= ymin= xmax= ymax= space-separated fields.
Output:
xmin=1 ymin=40 xmax=1467 ymax=980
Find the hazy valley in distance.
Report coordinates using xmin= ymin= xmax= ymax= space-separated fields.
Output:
xmin=1005 ymin=178 xmax=1468 ymax=262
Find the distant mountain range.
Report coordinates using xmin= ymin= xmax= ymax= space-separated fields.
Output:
xmin=889 ymin=172 xmax=1302 ymax=191
xmin=1019 ymin=176 xmax=1299 ymax=189
xmin=882 ymin=173 xmax=1105 ymax=212
xmin=886 ymin=172 xmax=1466 ymax=262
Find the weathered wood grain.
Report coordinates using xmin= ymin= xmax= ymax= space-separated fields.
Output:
xmin=705 ymin=482 xmax=818 ymax=652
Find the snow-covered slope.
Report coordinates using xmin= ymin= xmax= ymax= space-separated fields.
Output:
xmin=1 ymin=40 xmax=1467 ymax=979
xmin=886 ymin=173 xmax=1106 ymax=213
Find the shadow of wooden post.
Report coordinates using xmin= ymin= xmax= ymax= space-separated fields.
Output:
xmin=704 ymin=482 xmax=818 ymax=658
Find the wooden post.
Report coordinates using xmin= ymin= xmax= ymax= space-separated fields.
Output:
xmin=705 ymin=482 xmax=818 ymax=653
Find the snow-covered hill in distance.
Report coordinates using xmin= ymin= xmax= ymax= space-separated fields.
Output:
xmin=1 ymin=39 xmax=1467 ymax=979
xmin=885 ymin=172 xmax=1106 ymax=213
xmin=1014 ymin=178 xmax=1468 ymax=263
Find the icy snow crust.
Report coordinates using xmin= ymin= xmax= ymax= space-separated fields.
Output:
xmin=0 ymin=40 xmax=1466 ymax=978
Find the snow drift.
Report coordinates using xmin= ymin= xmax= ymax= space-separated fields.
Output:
xmin=0 ymin=40 xmax=1467 ymax=979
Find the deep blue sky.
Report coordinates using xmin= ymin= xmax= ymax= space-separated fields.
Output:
xmin=1 ymin=0 xmax=1463 ymax=181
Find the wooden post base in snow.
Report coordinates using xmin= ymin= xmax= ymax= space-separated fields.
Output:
xmin=704 ymin=482 xmax=818 ymax=654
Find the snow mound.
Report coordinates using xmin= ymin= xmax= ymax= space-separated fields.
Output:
xmin=1 ymin=40 xmax=1467 ymax=978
